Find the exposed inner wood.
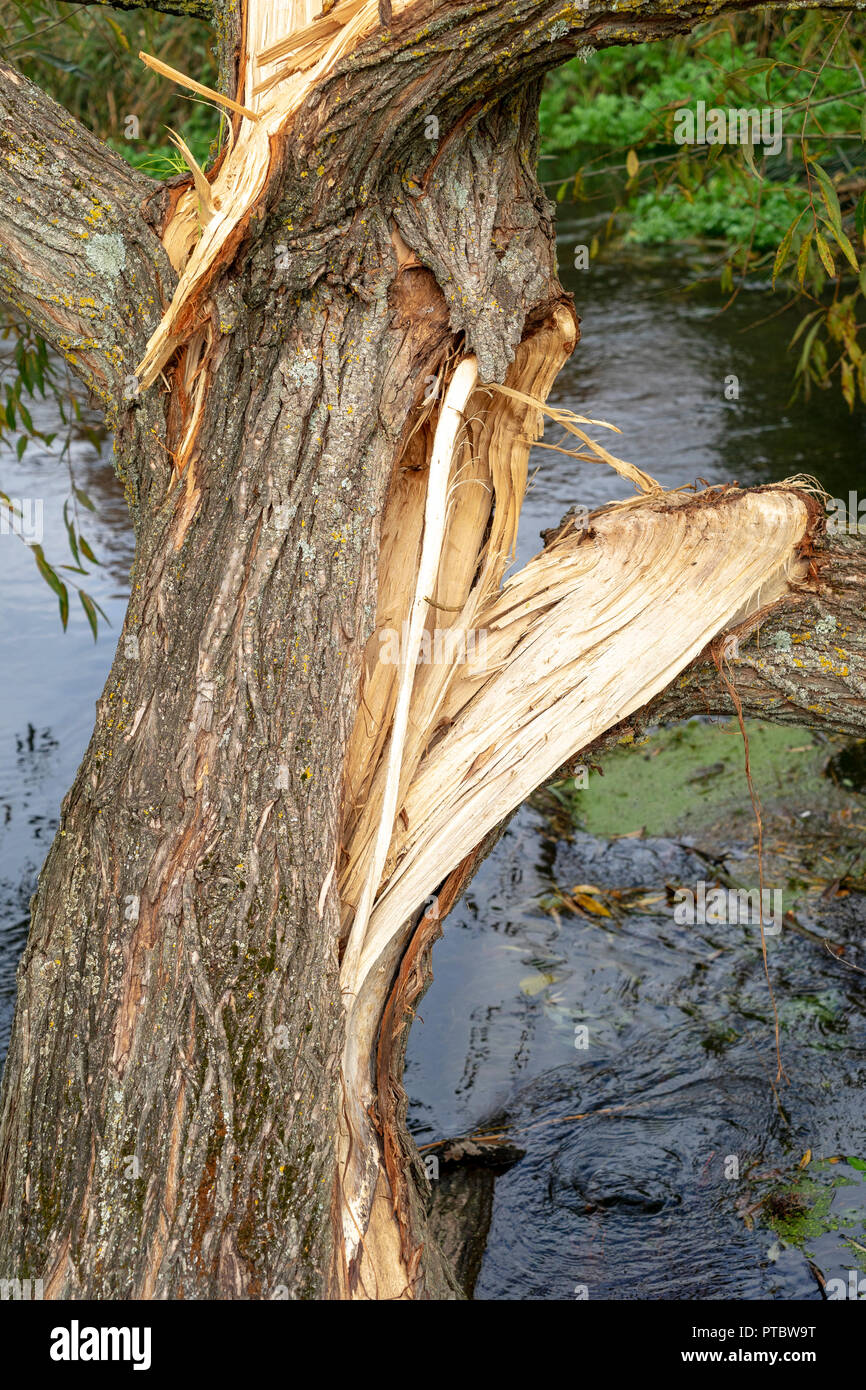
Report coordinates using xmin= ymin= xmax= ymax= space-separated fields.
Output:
xmin=334 ymin=312 xmax=814 ymax=1294
xmin=368 ymin=486 xmax=810 ymax=939
xmin=135 ymin=0 xmax=410 ymax=386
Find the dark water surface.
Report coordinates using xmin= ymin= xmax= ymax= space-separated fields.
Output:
xmin=410 ymin=808 xmax=866 ymax=1299
xmin=1 ymin=221 xmax=864 ymax=1298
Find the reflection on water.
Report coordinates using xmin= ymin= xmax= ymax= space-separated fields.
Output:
xmin=1 ymin=231 xmax=864 ymax=1296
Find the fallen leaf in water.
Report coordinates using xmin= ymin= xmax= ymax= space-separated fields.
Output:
xmin=573 ymin=893 xmax=613 ymax=917
xmin=519 ymin=970 xmax=560 ymax=997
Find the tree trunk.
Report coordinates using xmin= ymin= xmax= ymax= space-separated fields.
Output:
xmin=0 ymin=0 xmax=862 ymax=1300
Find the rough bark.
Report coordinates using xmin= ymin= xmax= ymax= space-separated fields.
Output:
xmin=0 ymin=0 xmax=863 ymax=1302
xmin=0 ymin=58 xmax=174 ymax=415
xmin=81 ymin=1 xmax=211 ymax=16
xmin=0 ymin=111 xmax=462 ymax=1297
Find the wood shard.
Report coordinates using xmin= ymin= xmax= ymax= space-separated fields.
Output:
xmin=136 ymin=0 xmax=398 ymax=390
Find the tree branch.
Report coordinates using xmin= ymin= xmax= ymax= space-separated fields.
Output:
xmin=0 ymin=59 xmax=175 ymax=414
xmin=372 ymin=519 xmax=866 ymax=1297
xmin=77 ymin=0 xmax=211 ymax=16
xmin=303 ymin=0 xmax=863 ymax=165
xmin=600 ymin=530 xmax=866 ymax=747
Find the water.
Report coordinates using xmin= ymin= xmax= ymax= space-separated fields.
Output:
xmin=0 ymin=402 xmax=133 ymax=1052
xmin=1 ymin=225 xmax=865 ymax=1299
xmin=411 ymin=812 xmax=866 ymax=1299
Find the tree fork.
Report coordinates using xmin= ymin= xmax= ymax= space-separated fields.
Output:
xmin=0 ymin=0 xmax=863 ymax=1301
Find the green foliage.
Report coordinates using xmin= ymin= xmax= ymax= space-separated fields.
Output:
xmin=543 ymin=11 xmax=866 ymax=407
xmin=625 ymin=171 xmax=800 ymax=249
xmin=542 ymin=19 xmax=858 ymax=151
xmin=114 ymin=97 xmax=220 ymax=180
xmin=0 ymin=0 xmax=219 ymax=175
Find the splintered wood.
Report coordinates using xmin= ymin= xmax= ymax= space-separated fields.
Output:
xmin=136 ymin=0 xmax=404 ymax=387
xmin=361 ymin=483 xmax=809 ymax=947
xmin=335 ymin=302 xmax=812 ymax=1291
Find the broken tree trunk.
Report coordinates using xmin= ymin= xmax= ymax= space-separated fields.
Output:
xmin=0 ymin=0 xmax=862 ymax=1300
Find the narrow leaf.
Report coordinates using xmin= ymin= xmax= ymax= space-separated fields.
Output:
xmin=796 ymin=232 xmax=812 ymax=286
xmin=73 ymin=487 xmax=96 ymax=512
xmin=810 ymin=162 xmax=842 ymax=236
xmin=815 ymin=231 xmax=836 ymax=278
xmin=795 ymin=319 xmax=822 ymax=378
xmin=63 ymin=499 xmax=80 ymax=567
xmin=78 ymin=534 xmax=99 ymax=565
xmin=32 ymin=545 xmax=69 ymax=629
xmin=832 ymin=225 xmax=860 ymax=273
xmin=773 ymin=209 xmax=805 ymax=287
xmin=79 ymin=590 xmax=99 ymax=642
